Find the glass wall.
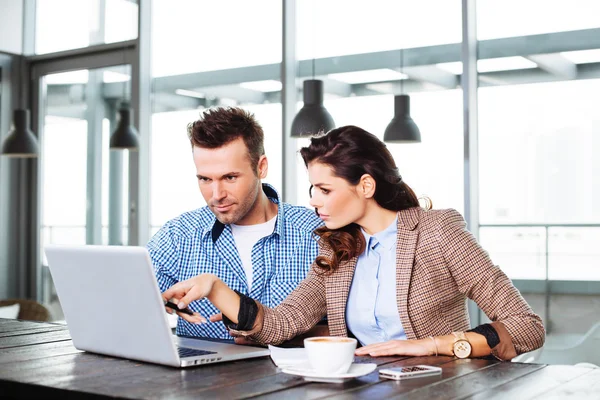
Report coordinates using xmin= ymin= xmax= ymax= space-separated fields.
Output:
xmin=295 ymin=0 xmax=463 ymax=210
xmin=477 ymin=0 xmax=600 ymax=39
xmin=151 ymin=0 xmax=281 ymax=77
xmin=149 ymin=0 xmax=282 ymax=234
xmin=41 ymin=68 xmax=131 ymax=250
xmin=35 ymin=0 xmax=138 ymax=54
xmin=476 ymin=2 xmax=600 ymax=282
xmin=40 ymin=67 xmax=131 ymax=311
xmin=8 ymin=0 xmax=599 ymax=330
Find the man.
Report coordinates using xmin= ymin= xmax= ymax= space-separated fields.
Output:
xmin=148 ymin=107 xmax=323 ymax=340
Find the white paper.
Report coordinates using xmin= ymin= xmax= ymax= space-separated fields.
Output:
xmin=268 ymin=345 xmax=308 ymax=368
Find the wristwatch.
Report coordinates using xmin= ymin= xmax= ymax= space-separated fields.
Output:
xmin=451 ymin=331 xmax=472 ymax=359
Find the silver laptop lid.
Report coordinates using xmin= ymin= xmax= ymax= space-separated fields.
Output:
xmin=45 ymin=244 xmax=270 ymax=368
xmin=45 ymin=245 xmax=183 ymax=367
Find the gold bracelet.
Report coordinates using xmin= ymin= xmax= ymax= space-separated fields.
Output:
xmin=429 ymin=336 xmax=438 ymax=356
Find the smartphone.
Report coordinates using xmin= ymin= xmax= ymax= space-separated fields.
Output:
xmin=164 ymin=301 xmax=194 ymax=316
xmin=379 ymin=365 xmax=442 ymax=380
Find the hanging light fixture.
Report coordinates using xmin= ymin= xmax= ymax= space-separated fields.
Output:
xmin=110 ymin=35 xmax=138 ymax=151
xmin=290 ymin=79 xmax=335 ymax=138
xmin=383 ymin=48 xmax=421 ymax=143
xmin=110 ymin=101 xmax=139 ymax=150
xmin=1 ymin=109 xmax=39 ymax=158
xmin=290 ymin=1 xmax=335 ymax=138
xmin=2 ymin=57 xmax=39 ymax=158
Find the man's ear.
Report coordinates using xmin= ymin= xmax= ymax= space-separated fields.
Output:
xmin=359 ymin=174 xmax=376 ymax=199
xmin=257 ymin=155 xmax=268 ymax=179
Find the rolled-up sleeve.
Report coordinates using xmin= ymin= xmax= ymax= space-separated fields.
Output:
xmin=437 ymin=209 xmax=545 ymax=358
xmin=229 ymin=263 xmax=328 ymax=345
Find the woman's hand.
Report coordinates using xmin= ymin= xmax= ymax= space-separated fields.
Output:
xmin=161 ymin=273 xmax=218 ymax=324
xmin=355 ymin=338 xmax=435 ymax=357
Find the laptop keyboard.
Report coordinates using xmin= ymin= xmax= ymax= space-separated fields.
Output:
xmin=177 ymin=347 xmax=217 ymax=358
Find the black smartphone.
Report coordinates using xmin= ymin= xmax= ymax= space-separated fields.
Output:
xmin=164 ymin=301 xmax=194 ymax=316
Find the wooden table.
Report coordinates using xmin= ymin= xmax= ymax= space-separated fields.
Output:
xmin=1 ymin=319 xmax=599 ymax=399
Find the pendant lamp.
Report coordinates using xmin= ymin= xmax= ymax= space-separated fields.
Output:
xmin=290 ymin=79 xmax=335 ymax=137
xmin=110 ymin=102 xmax=139 ymax=150
xmin=383 ymin=94 xmax=421 ymax=143
xmin=1 ymin=109 xmax=39 ymax=158
xmin=383 ymin=49 xmax=421 ymax=143
xmin=290 ymin=2 xmax=335 ymax=139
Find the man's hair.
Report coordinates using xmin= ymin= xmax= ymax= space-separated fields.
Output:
xmin=187 ymin=107 xmax=265 ymax=171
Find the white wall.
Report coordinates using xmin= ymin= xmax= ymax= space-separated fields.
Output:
xmin=0 ymin=0 xmax=23 ymax=54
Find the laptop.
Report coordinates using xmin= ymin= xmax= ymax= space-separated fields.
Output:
xmin=44 ymin=244 xmax=270 ymax=368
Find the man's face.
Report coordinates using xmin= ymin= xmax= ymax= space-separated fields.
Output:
xmin=193 ymin=137 xmax=267 ymax=225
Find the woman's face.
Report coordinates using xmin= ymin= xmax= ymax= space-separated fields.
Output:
xmin=307 ymin=162 xmax=367 ymax=230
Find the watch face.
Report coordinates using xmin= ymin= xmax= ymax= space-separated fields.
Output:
xmin=453 ymin=339 xmax=472 ymax=359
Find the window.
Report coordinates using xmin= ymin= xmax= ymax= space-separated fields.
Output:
xmin=296 ymin=0 xmax=461 ymax=60
xmin=41 ymin=115 xmax=88 ymax=246
xmin=295 ymin=0 xmax=463 ymax=213
xmin=35 ymin=0 xmax=138 ymax=54
xmin=478 ymin=79 xmax=600 ymax=281
xmin=479 ymin=80 xmax=600 ymax=225
xmin=149 ymin=0 xmax=282 ymax=234
xmin=151 ymin=0 xmax=281 ymax=77
xmin=477 ymin=0 xmax=600 ymax=40
xmin=296 ymin=92 xmax=464 ymax=212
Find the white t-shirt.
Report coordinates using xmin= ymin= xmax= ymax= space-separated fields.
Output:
xmin=231 ymin=215 xmax=277 ymax=291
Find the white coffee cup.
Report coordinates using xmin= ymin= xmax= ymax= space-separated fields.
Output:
xmin=304 ymin=336 xmax=357 ymax=375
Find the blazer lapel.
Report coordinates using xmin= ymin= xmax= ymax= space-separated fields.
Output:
xmin=395 ymin=207 xmax=420 ymax=340
xmin=325 ymin=256 xmax=357 ymax=337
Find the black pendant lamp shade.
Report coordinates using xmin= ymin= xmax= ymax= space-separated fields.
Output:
xmin=383 ymin=95 xmax=421 ymax=143
xmin=290 ymin=80 xmax=335 ymax=138
xmin=1 ymin=109 xmax=39 ymax=158
xmin=110 ymin=105 xmax=139 ymax=150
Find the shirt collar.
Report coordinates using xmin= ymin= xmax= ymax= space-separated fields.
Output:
xmin=210 ymin=183 xmax=283 ymax=242
xmin=361 ymin=215 xmax=398 ymax=252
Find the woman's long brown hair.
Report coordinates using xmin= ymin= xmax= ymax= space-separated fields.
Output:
xmin=300 ymin=126 xmax=420 ymax=274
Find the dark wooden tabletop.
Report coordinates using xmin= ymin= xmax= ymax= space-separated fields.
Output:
xmin=1 ymin=319 xmax=599 ymax=399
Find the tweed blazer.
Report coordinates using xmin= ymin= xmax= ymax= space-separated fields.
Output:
xmin=240 ymin=207 xmax=545 ymax=356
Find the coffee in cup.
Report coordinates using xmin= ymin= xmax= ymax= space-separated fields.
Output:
xmin=304 ymin=336 xmax=357 ymax=375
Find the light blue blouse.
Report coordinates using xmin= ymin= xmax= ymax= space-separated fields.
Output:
xmin=346 ymin=217 xmax=406 ymax=346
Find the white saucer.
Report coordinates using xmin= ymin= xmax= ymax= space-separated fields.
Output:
xmin=281 ymin=363 xmax=377 ymax=383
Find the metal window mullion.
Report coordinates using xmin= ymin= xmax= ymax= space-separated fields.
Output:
xmin=462 ymin=0 xmax=481 ymax=328
xmin=85 ymin=0 xmax=106 ymax=245
xmin=31 ymin=73 xmax=45 ymax=302
xmin=281 ymin=0 xmax=297 ymax=204
xmin=107 ymin=100 xmax=124 ymax=245
xmin=0 ymin=54 xmax=15 ymax=299
xmin=85 ymin=70 xmax=105 ymax=245
xmin=129 ymin=0 xmax=151 ymax=246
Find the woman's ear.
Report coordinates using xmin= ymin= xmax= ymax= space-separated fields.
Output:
xmin=359 ymin=174 xmax=376 ymax=199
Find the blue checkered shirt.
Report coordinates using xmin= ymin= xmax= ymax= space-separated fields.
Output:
xmin=147 ymin=184 xmax=323 ymax=339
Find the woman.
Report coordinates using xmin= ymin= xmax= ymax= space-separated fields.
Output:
xmin=163 ymin=125 xmax=545 ymax=360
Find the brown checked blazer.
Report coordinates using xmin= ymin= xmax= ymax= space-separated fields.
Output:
xmin=236 ymin=207 xmax=545 ymax=358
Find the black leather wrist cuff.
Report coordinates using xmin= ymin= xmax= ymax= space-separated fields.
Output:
xmin=467 ymin=323 xmax=500 ymax=348
xmin=222 ymin=290 xmax=258 ymax=331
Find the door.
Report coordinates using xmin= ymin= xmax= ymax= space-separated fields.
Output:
xmin=38 ymin=66 xmax=132 ymax=316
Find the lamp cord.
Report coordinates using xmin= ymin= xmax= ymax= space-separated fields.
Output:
xmin=312 ymin=0 xmax=316 ymax=79
xmin=400 ymin=48 xmax=404 ymax=95
xmin=19 ymin=56 xmax=26 ymax=109
xmin=122 ymin=39 xmax=127 ymax=106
